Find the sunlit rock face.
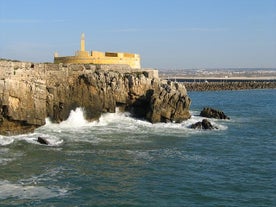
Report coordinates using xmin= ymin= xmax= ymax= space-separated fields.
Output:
xmin=0 ymin=60 xmax=191 ymax=135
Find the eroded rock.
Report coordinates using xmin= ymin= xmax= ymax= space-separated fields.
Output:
xmin=145 ymin=81 xmax=191 ymax=123
xmin=0 ymin=60 xmax=191 ymax=135
xmin=37 ymin=137 xmax=49 ymax=145
xmin=190 ymin=119 xmax=217 ymax=130
xmin=200 ymin=107 xmax=230 ymax=119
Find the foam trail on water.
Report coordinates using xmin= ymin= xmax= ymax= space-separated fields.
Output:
xmin=0 ymin=180 xmax=68 ymax=200
xmin=0 ymin=136 xmax=14 ymax=146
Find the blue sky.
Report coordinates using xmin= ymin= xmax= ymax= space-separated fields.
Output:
xmin=0 ymin=0 xmax=275 ymax=69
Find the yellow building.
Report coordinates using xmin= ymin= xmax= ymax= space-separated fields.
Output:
xmin=54 ymin=33 xmax=141 ymax=69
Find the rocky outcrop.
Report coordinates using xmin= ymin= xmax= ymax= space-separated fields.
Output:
xmin=190 ymin=119 xmax=217 ymax=130
xmin=0 ymin=63 xmax=47 ymax=135
xmin=0 ymin=60 xmax=191 ymax=135
xmin=37 ymin=137 xmax=49 ymax=145
xmin=145 ymin=81 xmax=191 ymax=123
xmin=200 ymin=107 xmax=230 ymax=119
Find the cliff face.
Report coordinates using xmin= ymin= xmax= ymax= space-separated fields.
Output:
xmin=0 ymin=60 xmax=191 ymax=135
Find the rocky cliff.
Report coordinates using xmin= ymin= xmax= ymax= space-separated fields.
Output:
xmin=0 ymin=60 xmax=191 ymax=135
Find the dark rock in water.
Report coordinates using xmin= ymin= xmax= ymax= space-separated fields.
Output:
xmin=201 ymin=119 xmax=217 ymax=129
xmin=200 ymin=107 xmax=230 ymax=119
xmin=190 ymin=121 xmax=203 ymax=129
xmin=190 ymin=119 xmax=217 ymax=130
xmin=37 ymin=137 xmax=49 ymax=145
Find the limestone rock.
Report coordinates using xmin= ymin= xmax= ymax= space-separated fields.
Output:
xmin=0 ymin=60 xmax=191 ymax=135
xmin=200 ymin=107 xmax=230 ymax=119
xmin=0 ymin=73 xmax=46 ymax=135
xmin=145 ymin=81 xmax=191 ymax=123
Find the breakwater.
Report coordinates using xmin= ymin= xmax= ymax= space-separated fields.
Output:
xmin=160 ymin=68 xmax=276 ymax=91
xmin=164 ymin=78 xmax=276 ymax=91
xmin=182 ymin=81 xmax=276 ymax=91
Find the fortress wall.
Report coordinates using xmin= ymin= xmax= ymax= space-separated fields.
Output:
xmin=124 ymin=53 xmax=135 ymax=58
xmin=53 ymin=33 xmax=141 ymax=69
xmin=54 ymin=55 xmax=141 ymax=69
xmin=0 ymin=60 xmax=152 ymax=81
xmin=0 ymin=61 xmax=46 ymax=79
xmin=105 ymin=52 xmax=118 ymax=57
xmin=91 ymin=51 xmax=105 ymax=58
xmin=75 ymin=51 xmax=90 ymax=57
xmin=146 ymin=69 xmax=159 ymax=79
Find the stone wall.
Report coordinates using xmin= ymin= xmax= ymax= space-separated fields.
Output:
xmin=54 ymin=52 xmax=141 ymax=69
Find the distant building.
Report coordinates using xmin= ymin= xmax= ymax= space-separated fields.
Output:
xmin=54 ymin=33 xmax=141 ymax=69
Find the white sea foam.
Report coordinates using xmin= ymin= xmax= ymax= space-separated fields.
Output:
xmin=59 ymin=107 xmax=89 ymax=128
xmin=0 ymin=107 xmax=229 ymax=147
xmin=0 ymin=136 xmax=14 ymax=146
xmin=41 ymin=107 xmax=228 ymax=134
xmin=0 ymin=180 xmax=68 ymax=200
xmin=44 ymin=107 xmax=89 ymax=129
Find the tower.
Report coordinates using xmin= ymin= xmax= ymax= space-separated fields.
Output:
xmin=80 ymin=33 xmax=85 ymax=52
xmin=74 ymin=32 xmax=89 ymax=57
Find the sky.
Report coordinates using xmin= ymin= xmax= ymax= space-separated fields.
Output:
xmin=0 ymin=0 xmax=275 ymax=69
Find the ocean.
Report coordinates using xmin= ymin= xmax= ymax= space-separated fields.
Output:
xmin=0 ymin=89 xmax=275 ymax=207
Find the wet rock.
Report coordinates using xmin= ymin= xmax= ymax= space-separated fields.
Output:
xmin=200 ymin=107 xmax=230 ymax=119
xmin=37 ymin=137 xmax=49 ymax=145
xmin=190 ymin=119 xmax=217 ymax=130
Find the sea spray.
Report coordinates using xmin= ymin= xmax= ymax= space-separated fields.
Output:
xmin=0 ymin=108 xmax=228 ymax=147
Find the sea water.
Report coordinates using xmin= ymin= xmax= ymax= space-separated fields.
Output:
xmin=0 ymin=89 xmax=275 ymax=207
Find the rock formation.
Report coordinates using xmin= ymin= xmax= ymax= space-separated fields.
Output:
xmin=145 ymin=81 xmax=191 ymax=123
xmin=190 ymin=119 xmax=217 ymax=130
xmin=200 ymin=107 xmax=230 ymax=119
xmin=0 ymin=60 xmax=191 ymax=135
xmin=37 ymin=137 xmax=49 ymax=145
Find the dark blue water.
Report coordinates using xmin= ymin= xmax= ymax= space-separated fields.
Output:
xmin=0 ymin=89 xmax=275 ymax=206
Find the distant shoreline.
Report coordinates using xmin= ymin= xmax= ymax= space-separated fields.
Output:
xmin=178 ymin=81 xmax=276 ymax=91
xmin=160 ymin=69 xmax=276 ymax=91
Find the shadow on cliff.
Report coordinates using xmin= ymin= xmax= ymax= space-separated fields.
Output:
xmin=125 ymin=89 xmax=154 ymax=120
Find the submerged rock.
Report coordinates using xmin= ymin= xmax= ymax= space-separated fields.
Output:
xmin=200 ymin=107 xmax=230 ymax=119
xmin=190 ymin=119 xmax=217 ymax=130
xmin=37 ymin=137 xmax=49 ymax=145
